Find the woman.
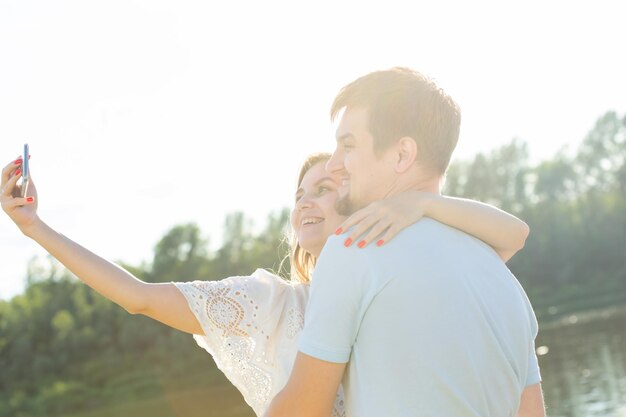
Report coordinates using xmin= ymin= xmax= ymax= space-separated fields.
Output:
xmin=1 ymin=153 xmax=528 ymax=416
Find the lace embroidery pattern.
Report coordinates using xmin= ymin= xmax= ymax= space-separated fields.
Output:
xmin=205 ymin=286 xmax=249 ymax=338
xmin=332 ymin=387 xmax=346 ymax=417
xmin=177 ymin=279 xmax=272 ymax=414
xmin=286 ymin=308 xmax=304 ymax=339
xmin=219 ymin=336 xmax=272 ymax=410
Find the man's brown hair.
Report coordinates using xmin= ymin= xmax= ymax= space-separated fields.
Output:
xmin=331 ymin=67 xmax=461 ymax=175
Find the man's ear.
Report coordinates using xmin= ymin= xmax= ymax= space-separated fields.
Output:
xmin=394 ymin=136 xmax=418 ymax=173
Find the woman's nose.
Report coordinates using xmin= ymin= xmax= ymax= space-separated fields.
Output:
xmin=296 ymin=194 xmax=313 ymax=211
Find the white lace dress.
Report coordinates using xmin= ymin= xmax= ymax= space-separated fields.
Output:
xmin=173 ymin=268 xmax=346 ymax=417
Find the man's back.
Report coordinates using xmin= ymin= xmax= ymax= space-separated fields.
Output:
xmin=299 ymin=219 xmax=541 ymax=417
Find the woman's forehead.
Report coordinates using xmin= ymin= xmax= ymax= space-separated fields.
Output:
xmin=300 ymin=162 xmax=340 ymax=187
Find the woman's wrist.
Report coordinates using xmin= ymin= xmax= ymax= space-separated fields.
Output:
xmin=20 ymin=216 xmax=46 ymax=239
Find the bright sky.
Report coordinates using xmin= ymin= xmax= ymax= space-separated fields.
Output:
xmin=1 ymin=0 xmax=624 ymax=299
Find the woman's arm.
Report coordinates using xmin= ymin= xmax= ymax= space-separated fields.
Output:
xmin=338 ymin=191 xmax=529 ymax=262
xmin=25 ymin=220 xmax=203 ymax=334
xmin=1 ymin=159 xmax=202 ymax=334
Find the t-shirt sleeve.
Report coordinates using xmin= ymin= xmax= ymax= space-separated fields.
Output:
xmin=526 ymin=349 xmax=541 ymax=386
xmin=298 ymin=235 xmax=381 ymax=363
xmin=525 ymin=310 xmax=542 ymax=386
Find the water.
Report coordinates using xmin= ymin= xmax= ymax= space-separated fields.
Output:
xmin=537 ymin=306 xmax=626 ymax=417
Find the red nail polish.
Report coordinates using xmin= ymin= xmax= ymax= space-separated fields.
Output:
xmin=357 ymin=240 xmax=366 ymax=248
xmin=15 ymin=169 xmax=21 ymax=176
xmin=27 ymin=197 xmax=34 ymax=203
xmin=344 ymin=238 xmax=352 ymax=247
xmin=14 ymin=159 xmax=22 ymax=165
xmin=376 ymin=239 xmax=385 ymax=247
xmin=335 ymin=227 xmax=343 ymax=235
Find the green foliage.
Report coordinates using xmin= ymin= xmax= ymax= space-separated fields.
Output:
xmin=0 ymin=111 xmax=624 ymax=416
xmin=0 ymin=210 xmax=289 ymax=416
xmin=149 ymin=223 xmax=213 ymax=283
xmin=212 ymin=210 xmax=291 ymax=279
xmin=444 ymin=111 xmax=626 ymax=320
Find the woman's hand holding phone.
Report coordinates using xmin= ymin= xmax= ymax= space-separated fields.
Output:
xmin=1 ymin=149 xmax=39 ymax=235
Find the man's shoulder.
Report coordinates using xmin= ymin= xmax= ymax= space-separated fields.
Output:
xmin=319 ymin=219 xmax=467 ymax=261
xmin=321 ymin=233 xmax=346 ymax=252
xmin=410 ymin=217 xmax=464 ymax=235
xmin=319 ymin=233 xmax=374 ymax=261
xmin=317 ymin=218 xmax=499 ymax=273
xmin=314 ymin=234 xmax=377 ymax=286
xmin=392 ymin=218 xmax=473 ymax=245
xmin=385 ymin=218 xmax=502 ymax=265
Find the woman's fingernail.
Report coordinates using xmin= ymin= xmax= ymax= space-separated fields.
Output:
xmin=27 ymin=197 xmax=34 ymax=203
xmin=15 ymin=169 xmax=21 ymax=176
xmin=335 ymin=227 xmax=343 ymax=235
xmin=14 ymin=159 xmax=22 ymax=165
xmin=357 ymin=240 xmax=366 ymax=248
xmin=344 ymin=238 xmax=353 ymax=247
xmin=376 ymin=239 xmax=385 ymax=247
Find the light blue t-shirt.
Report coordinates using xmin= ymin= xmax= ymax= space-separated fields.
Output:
xmin=299 ymin=219 xmax=541 ymax=417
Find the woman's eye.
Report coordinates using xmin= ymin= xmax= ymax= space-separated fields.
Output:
xmin=317 ymin=185 xmax=335 ymax=195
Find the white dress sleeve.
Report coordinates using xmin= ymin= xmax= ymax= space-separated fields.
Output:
xmin=173 ymin=268 xmax=345 ymax=417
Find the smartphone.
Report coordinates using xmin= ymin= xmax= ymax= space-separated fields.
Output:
xmin=20 ymin=143 xmax=29 ymax=198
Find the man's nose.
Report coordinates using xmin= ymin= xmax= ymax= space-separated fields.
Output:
xmin=325 ymin=150 xmax=344 ymax=175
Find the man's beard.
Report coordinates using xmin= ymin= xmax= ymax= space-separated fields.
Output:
xmin=335 ymin=193 xmax=357 ymax=216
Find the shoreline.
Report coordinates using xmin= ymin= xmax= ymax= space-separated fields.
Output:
xmin=538 ymin=303 xmax=626 ymax=330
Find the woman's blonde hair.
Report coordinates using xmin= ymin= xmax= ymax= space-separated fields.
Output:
xmin=288 ymin=152 xmax=332 ymax=284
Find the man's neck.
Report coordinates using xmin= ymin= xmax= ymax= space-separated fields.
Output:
xmin=383 ymin=172 xmax=441 ymax=199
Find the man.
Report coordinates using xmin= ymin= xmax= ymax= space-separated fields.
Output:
xmin=265 ymin=67 xmax=544 ymax=417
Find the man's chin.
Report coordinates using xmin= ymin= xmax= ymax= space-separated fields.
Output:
xmin=335 ymin=194 xmax=356 ymax=216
